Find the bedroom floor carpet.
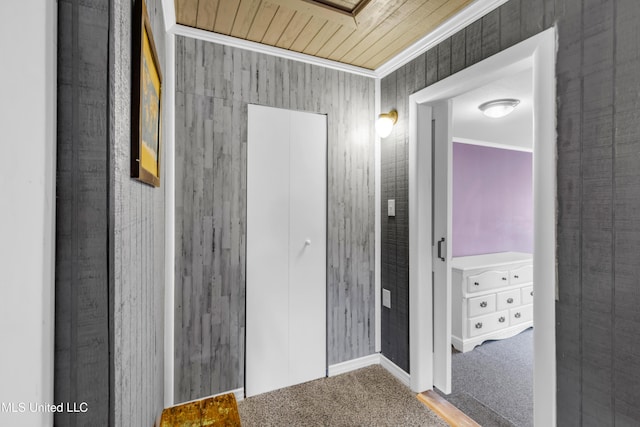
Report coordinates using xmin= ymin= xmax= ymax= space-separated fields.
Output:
xmin=437 ymin=328 xmax=534 ymax=427
xmin=238 ymin=365 xmax=447 ymax=427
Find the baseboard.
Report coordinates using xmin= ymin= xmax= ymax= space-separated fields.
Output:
xmin=328 ymin=353 xmax=381 ymax=377
xmin=170 ymin=387 xmax=245 ymax=407
xmin=226 ymin=387 xmax=245 ymax=402
xmin=328 ymin=353 xmax=411 ymax=388
xmin=379 ymin=354 xmax=411 ymax=388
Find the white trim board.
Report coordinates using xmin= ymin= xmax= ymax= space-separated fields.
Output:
xmin=408 ymin=28 xmax=556 ymax=426
xmin=379 ymin=355 xmax=411 ymax=388
xmin=169 ymin=387 xmax=246 ymax=407
xmin=328 ymin=354 xmax=411 ymax=389
xmin=328 ymin=354 xmax=381 ymax=377
xmin=374 ymin=77 xmax=382 ymax=353
xmin=163 ymin=29 xmax=176 ymax=408
xmin=375 ymin=0 xmax=510 ymax=77
xmin=453 ymin=137 xmax=534 ymax=153
xmin=163 ymin=0 xmax=508 ymax=79
xmin=170 ymin=24 xmax=377 ymax=78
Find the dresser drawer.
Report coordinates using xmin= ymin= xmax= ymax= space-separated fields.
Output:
xmin=510 ymin=265 xmax=533 ymax=285
xmin=510 ymin=304 xmax=533 ymax=325
xmin=468 ymin=294 xmax=496 ymax=318
xmin=468 ymin=310 xmax=509 ymax=337
xmin=497 ymin=289 xmax=521 ymax=310
xmin=467 ymin=270 xmax=509 ymax=293
xmin=521 ymin=285 xmax=534 ymax=305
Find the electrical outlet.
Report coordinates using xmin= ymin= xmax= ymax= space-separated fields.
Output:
xmin=387 ymin=199 xmax=395 ymax=217
xmin=382 ymin=289 xmax=391 ymax=308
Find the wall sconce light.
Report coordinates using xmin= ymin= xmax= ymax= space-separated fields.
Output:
xmin=376 ymin=109 xmax=398 ymax=138
xmin=478 ymin=99 xmax=520 ymax=118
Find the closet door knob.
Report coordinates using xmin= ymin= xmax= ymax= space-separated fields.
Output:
xmin=475 ymin=322 xmax=483 ymax=329
xmin=499 ymin=316 xmax=505 ymax=323
xmin=480 ymin=301 xmax=487 ymax=308
xmin=305 ymin=239 xmax=311 ymax=246
xmin=507 ymin=298 xmax=514 ymax=304
xmin=530 ymin=291 xmax=534 ymax=296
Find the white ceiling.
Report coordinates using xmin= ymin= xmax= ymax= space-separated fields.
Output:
xmin=452 ymin=68 xmax=533 ymax=150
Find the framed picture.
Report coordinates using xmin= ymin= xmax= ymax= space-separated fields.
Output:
xmin=132 ymin=0 xmax=162 ymax=187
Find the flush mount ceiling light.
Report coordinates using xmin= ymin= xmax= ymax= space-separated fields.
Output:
xmin=478 ymin=99 xmax=520 ymax=118
xmin=376 ymin=110 xmax=398 ymax=138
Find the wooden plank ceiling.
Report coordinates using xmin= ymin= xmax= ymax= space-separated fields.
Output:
xmin=175 ymin=0 xmax=475 ymax=70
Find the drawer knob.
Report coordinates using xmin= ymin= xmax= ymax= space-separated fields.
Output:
xmin=502 ymin=277 xmax=507 ymax=281
xmin=480 ymin=301 xmax=487 ymax=308
xmin=507 ymin=298 xmax=514 ymax=304
xmin=499 ymin=316 xmax=505 ymax=323
xmin=475 ymin=322 xmax=483 ymax=329
xmin=515 ymin=312 xmax=521 ymax=319
xmin=474 ymin=282 xmax=480 ymax=286
xmin=514 ymin=275 xmax=519 ymax=279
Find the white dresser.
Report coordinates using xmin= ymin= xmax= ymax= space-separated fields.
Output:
xmin=451 ymin=252 xmax=533 ymax=353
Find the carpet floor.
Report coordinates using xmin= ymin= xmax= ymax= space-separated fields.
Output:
xmin=438 ymin=328 xmax=533 ymax=427
xmin=238 ymin=365 xmax=448 ymax=427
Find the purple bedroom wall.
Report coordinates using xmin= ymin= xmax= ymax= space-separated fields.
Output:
xmin=452 ymin=142 xmax=533 ymax=257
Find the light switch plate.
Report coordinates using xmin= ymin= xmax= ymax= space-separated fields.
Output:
xmin=382 ymin=289 xmax=391 ymax=308
xmin=387 ymin=199 xmax=395 ymax=217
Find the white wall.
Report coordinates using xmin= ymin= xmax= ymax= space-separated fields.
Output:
xmin=0 ymin=1 xmax=56 ymax=426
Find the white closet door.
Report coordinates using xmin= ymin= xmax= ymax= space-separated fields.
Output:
xmin=246 ymin=105 xmax=327 ymax=397
xmin=246 ymin=105 xmax=291 ymax=396
xmin=288 ymin=110 xmax=326 ymax=385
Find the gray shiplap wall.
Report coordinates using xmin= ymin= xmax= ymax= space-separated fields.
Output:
xmin=56 ymin=0 xmax=166 ymax=425
xmin=174 ymin=37 xmax=376 ymax=402
xmin=110 ymin=0 xmax=166 ymax=425
xmin=381 ymin=0 xmax=640 ymax=425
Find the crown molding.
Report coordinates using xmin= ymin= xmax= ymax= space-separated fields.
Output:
xmin=160 ymin=0 xmax=176 ymax=32
xmin=375 ymin=0 xmax=510 ymax=77
xmin=164 ymin=0 xmax=508 ymax=80
xmin=170 ymin=24 xmax=378 ymax=78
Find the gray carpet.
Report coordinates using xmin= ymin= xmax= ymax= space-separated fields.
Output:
xmin=437 ymin=328 xmax=533 ymax=427
xmin=238 ymin=365 xmax=447 ymax=426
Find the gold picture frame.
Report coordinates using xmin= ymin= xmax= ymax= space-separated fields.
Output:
xmin=132 ymin=0 xmax=162 ymax=187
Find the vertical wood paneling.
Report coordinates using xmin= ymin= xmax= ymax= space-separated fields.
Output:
xmin=55 ymin=0 xmax=110 ymax=425
xmin=481 ymin=8 xmax=500 ymax=58
xmin=437 ymin=38 xmax=452 ymax=81
xmin=175 ymin=36 xmax=375 ymax=402
xmin=614 ymin=1 xmax=640 ymax=424
xmin=554 ymin=2 xmax=584 ymax=420
xmin=381 ymin=2 xmax=640 ymax=425
xmin=450 ymin=31 xmax=466 ymax=74
xmin=581 ymin=1 xmax=615 ymax=424
xmin=499 ymin=0 xmax=521 ymax=49
xmin=56 ymin=0 xmax=165 ymax=425
xmin=111 ymin=0 xmax=166 ymax=424
xmin=464 ymin=19 xmax=483 ymax=67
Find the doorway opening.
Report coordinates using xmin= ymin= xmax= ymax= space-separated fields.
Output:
xmin=408 ymin=28 xmax=556 ymax=426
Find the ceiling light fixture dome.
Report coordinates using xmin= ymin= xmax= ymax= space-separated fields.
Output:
xmin=478 ymin=98 xmax=520 ymax=118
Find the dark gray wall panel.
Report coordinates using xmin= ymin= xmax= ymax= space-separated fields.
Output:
xmin=175 ymin=37 xmax=376 ymax=402
xmin=56 ymin=0 xmax=165 ymax=425
xmin=55 ymin=0 xmax=110 ymax=425
xmin=614 ymin=1 xmax=640 ymax=424
xmin=380 ymin=0 xmax=640 ymax=424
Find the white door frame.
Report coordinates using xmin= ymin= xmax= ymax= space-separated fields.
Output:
xmin=408 ymin=27 xmax=557 ymax=427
